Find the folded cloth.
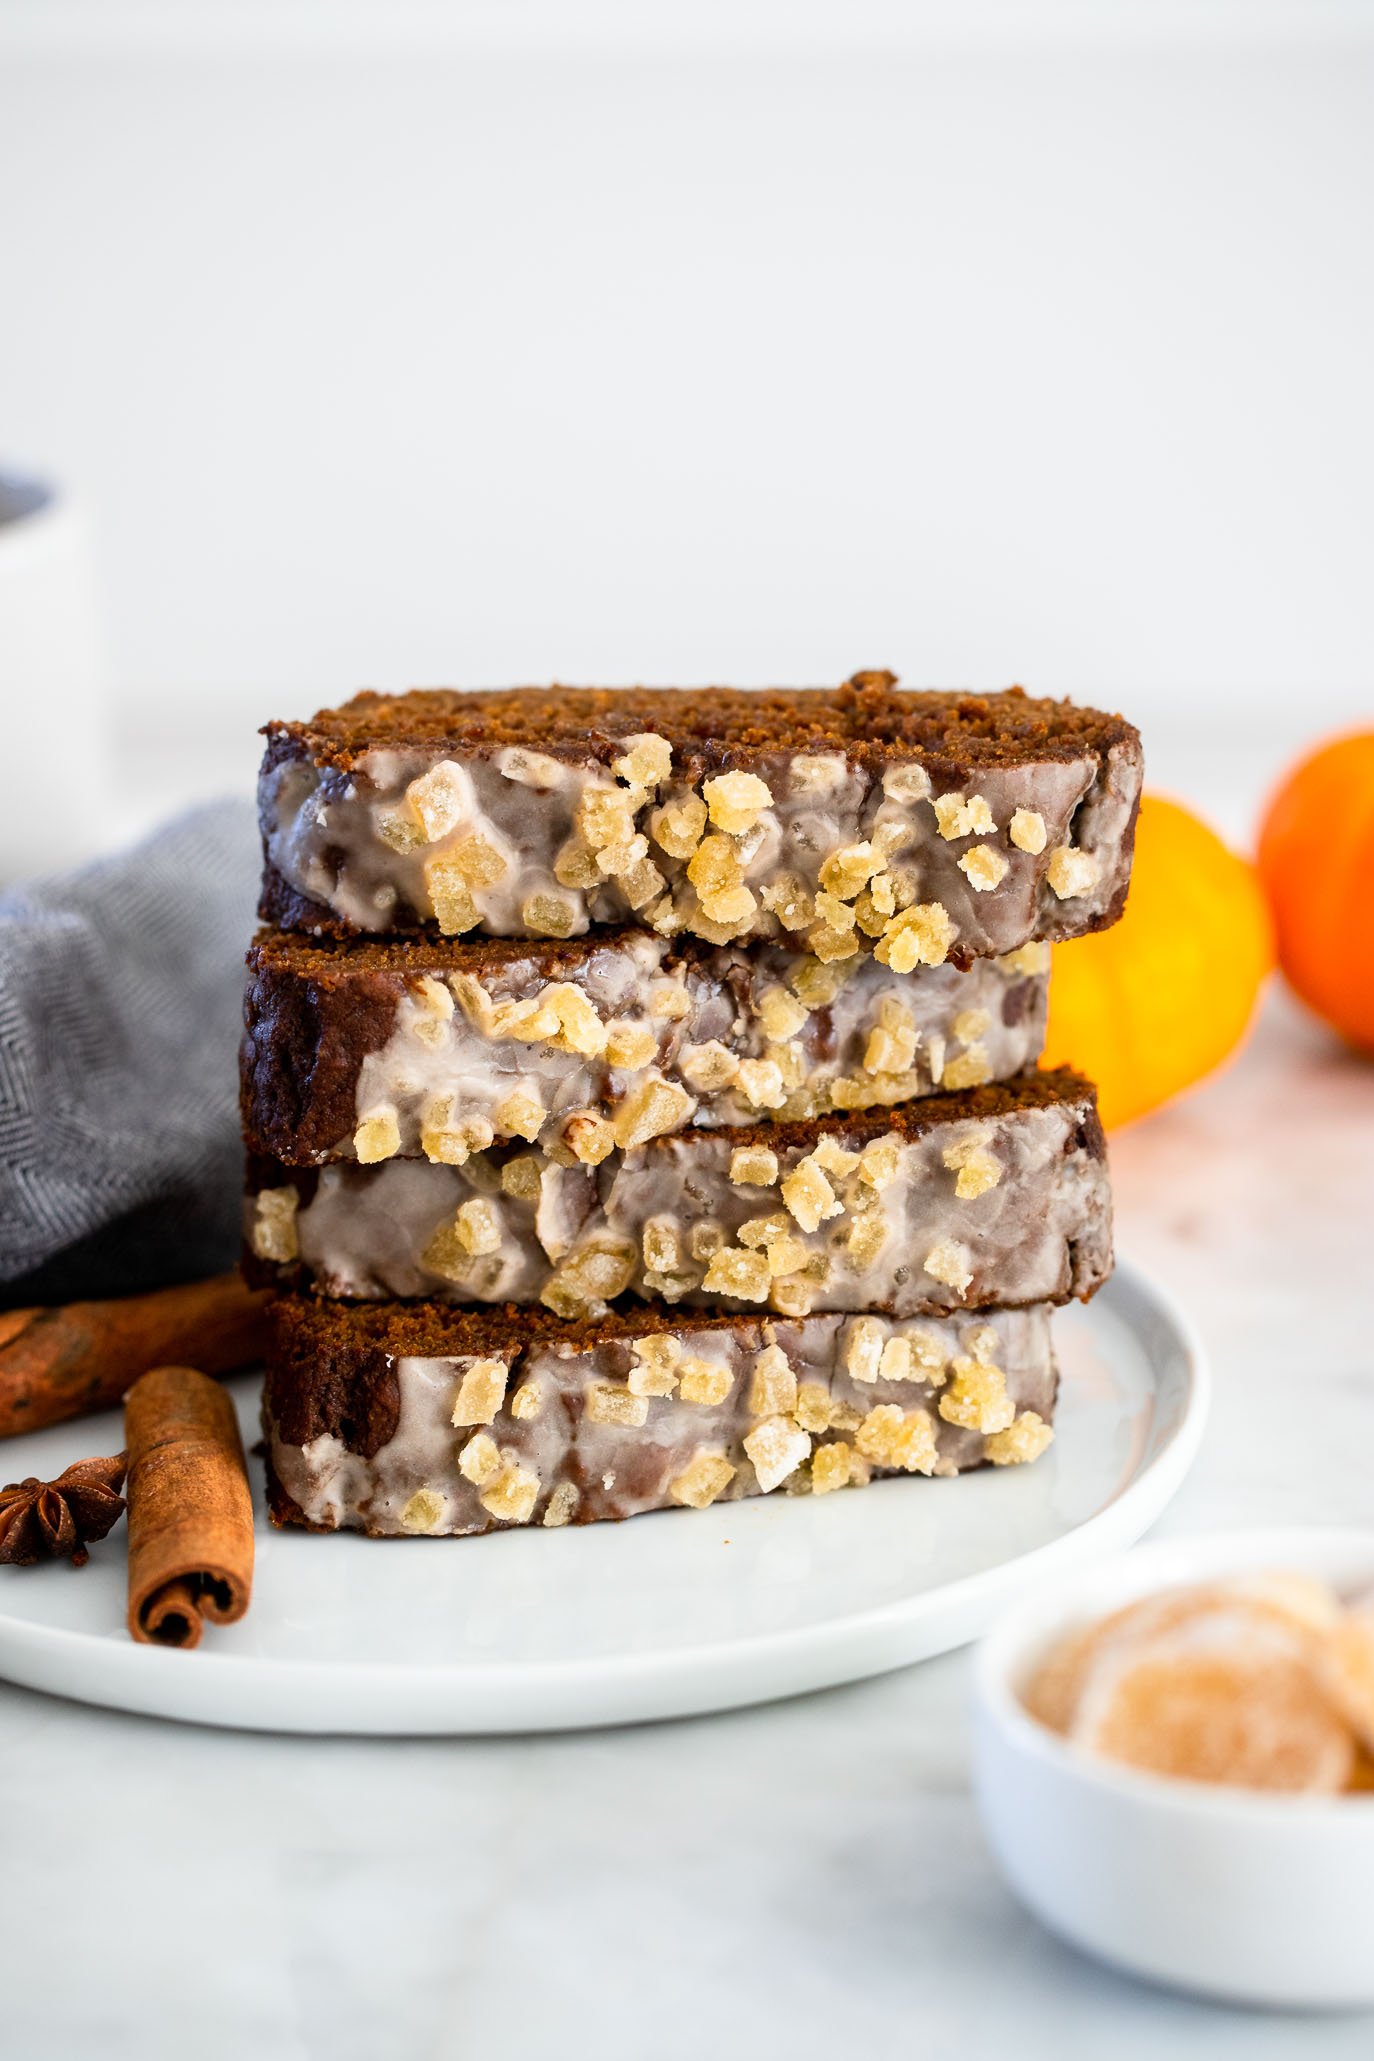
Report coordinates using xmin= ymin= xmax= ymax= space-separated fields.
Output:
xmin=0 ymin=800 xmax=259 ymax=1303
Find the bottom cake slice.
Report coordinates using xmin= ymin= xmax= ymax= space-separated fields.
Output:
xmin=264 ymin=1295 xmax=1059 ymax=1538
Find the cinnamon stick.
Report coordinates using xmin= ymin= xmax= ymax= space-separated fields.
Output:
xmin=125 ymin=1365 xmax=254 ymax=1648
xmin=0 ymin=1274 xmax=269 ymax=1440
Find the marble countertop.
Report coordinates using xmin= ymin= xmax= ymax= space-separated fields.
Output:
xmin=4 ymin=942 xmax=1374 ymax=2058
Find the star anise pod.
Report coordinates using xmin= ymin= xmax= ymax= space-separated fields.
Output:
xmin=0 ymin=1453 xmax=128 ymax=1567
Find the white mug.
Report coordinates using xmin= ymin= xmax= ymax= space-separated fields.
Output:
xmin=0 ymin=466 xmax=110 ymax=882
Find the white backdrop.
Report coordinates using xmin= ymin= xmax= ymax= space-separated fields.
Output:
xmin=1 ymin=2 xmax=1370 ymax=796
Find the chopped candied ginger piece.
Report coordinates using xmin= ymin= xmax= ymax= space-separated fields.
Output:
xmin=426 ymin=857 xmax=480 ymax=935
xmin=1047 ymin=845 xmax=1100 ymax=900
xmin=810 ymin=1441 xmax=859 ymax=1495
xmin=642 ymin=1216 xmax=687 ymax=1273
xmin=612 ymin=1077 xmax=694 ymax=1149
xmin=931 ymin=791 xmax=995 ymax=840
xmin=984 ymin=1411 xmax=1055 ymax=1467
xmin=687 ymin=833 xmax=744 ymax=897
xmin=875 ymin=902 xmax=955 ymax=973
xmin=539 ymin=1236 xmax=638 ymax=1317
xmin=251 ymin=1186 xmax=299 ymax=1263
xmin=354 ymin=1105 xmax=401 ymax=1163
xmin=669 ymin=1450 xmax=737 ymax=1509
xmin=736 ymin=1057 xmax=786 ymax=1109
xmin=542 ymin=1480 xmax=580 ymax=1528
xmin=494 ymin=1086 xmax=545 ymax=1143
xmin=689 ymin=1220 xmax=724 ymax=1262
xmin=414 ymin=972 xmax=455 ymax=1021
xmin=584 ymin=1380 xmax=650 ymax=1428
xmin=780 ymin=1158 xmax=841 ymax=1234
xmin=958 ymin=844 xmax=1009 ymax=893
xmin=405 ymin=760 xmax=469 ymax=842
xmin=844 ymin=1316 xmax=886 ymax=1384
xmin=938 ymin=1356 xmax=1015 ymax=1434
xmin=377 ymin=806 xmax=426 ymax=854
xmin=509 ymin=1380 xmax=543 ymax=1422
xmin=458 ymin=1431 xmax=503 ymax=1487
xmin=881 ymin=761 xmax=933 ymax=804
xmin=941 ymin=1127 xmax=1001 ymax=1199
xmin=730 ymin=1145 xmax=780 ymax=1187
xmin=542 ymin=982 xmax=606 ymax=1057
xmin=400 ymin=1489 xmax=447 ymax=1533
xmin=793 ymin=1382 xmax=834 ymax=1435
xmin=553 ymin=836 xmax=602 ymax=890
xmin=792 ymin=753 xmax=847 ymax=793
xmin=522 ymin=891 xmax=579 ymax=937
xmin=841 ymin=1213 xmax=889 ymax=1269
xmin=951 ymin=1007 xmax=990 ymax=1043
xmin=650 ymin=792 xmax=708 ymax=859
xmin=923 ymin=1238 xmax=973 ymax=1293
xmin=627 ymin=1340 xmax=681 ymax=1398
xmin=1009 ymin=808 xmax=1047 ymax=855
xmin=744 ymin=1416 xmax=811 ymax=1494
xmin=501 ymin=1152 xmax=544 ymax=1201
xmin=878 ymin=1335 xmax=914 ymax=1384
xmin=809 ymin=1134 xmax=860 ymax=1178
xmin=864 ymin=996 xmax=917 ymax=1075
xmin=455 ymin=1198 xmax=502 ymax=1256
xmin=1000 ymin=940 xmax=1052 ymax=976
xmin=576 ymin=783 xmax=637 ymax=852
xmin=605 ymin=1019 xmax=658 ymax=1070
xmin=451 ymin=1358 xmax=509 ymax=1427
xmin=761 ymin=873 xmax=815 ymax=932
xmin=856 ymin=1404 xmax=939 ymax=1475
xmin=679 ymin=1040 xmax=740 ymax=1091
xmin=562 ymin=1110 xmax=616 ymax=1165
xmin=702 ymin=1247 xmax=772 ymax=1301
xmin=748 ymin=1345 xmax=797 ymax=1416
xmin=678 ymin=1358 xmax=734 ymax=1406
xmin=703 ymin=769 xmax=773 ymax=834
xmin=421 ymin=1099 xmax=494 ymax=1166
xmin=789 ymin=955 xmax=851 ymax=1007
xmin=941 ymin=1044 xmax=993 ymax=1092
xmin=479 ymin=1462 xmax=541 ymax=1526
xmin=756 ymin=984 xmax=809 ymax=1041
xmin=858 ymin=1134 xmax=903 ymax=1190
xmin=819 ymin=842 xmax=878 ymax=900
xmin=498 ymin=746 xmax=564 ymax=788
xmin=449 ymin=832 xmax=507 ymax=887
xmin=612 ymin=732 xmax=673 ymax=790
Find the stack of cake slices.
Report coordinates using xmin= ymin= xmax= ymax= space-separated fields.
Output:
xmin=242 ymin=670 xmax=1141 ymax=1537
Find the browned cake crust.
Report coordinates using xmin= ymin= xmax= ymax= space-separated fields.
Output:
xmin=264 ymin=676 xmax=1135 ymax=770
xmin=262 ymin=1293 xmax=1062 ymax=1536
xmin=240 ymin=925 xmax=1050 ymax=1164
xmin=257 ymin=674 xmax=1141 ymax=952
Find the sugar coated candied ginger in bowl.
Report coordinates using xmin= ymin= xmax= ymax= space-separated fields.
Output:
xmin=1022 ymin=1571 xmax=1374 ymax=1796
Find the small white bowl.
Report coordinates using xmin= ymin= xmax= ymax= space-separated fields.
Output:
xmin=973 ymin=1527 xmax=1374 ymax=2009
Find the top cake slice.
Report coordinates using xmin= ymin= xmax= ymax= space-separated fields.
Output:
xmin=258 ymin=672 xmax=1142 ymax=960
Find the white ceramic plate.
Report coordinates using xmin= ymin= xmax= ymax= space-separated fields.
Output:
xmin=0 ymin=1260 xmax=1207 ymax=1734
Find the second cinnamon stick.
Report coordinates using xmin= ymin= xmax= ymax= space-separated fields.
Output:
xmin=125 ymin=1365 xmax=255 ymax=1648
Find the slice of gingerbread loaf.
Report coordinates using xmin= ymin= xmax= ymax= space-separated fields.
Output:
xmin=242 ymin=927 xmax=1049 ymax=1165
xmin=257 ymin=674 xmax=1141 ymax=958
xmin=245 ymin=1070 xmax=1110 ymax=1320
xmin=263 ymin=1294 xmax=1059 ymax=1537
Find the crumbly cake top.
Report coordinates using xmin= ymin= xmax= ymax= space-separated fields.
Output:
xmin=265 ymin=673 xmax=1137 ymax=773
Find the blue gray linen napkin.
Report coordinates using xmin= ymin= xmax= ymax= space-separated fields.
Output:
xmin=0 ymin=800 xmax=259 ymax=1303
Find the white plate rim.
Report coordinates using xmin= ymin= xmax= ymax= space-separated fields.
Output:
xmin=0 ymin=1258 xmax=1210 ymax=1735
